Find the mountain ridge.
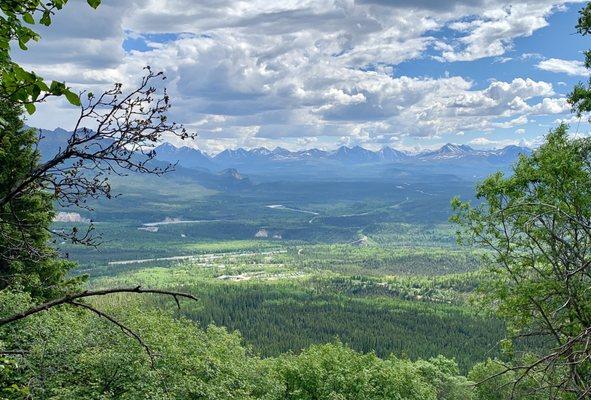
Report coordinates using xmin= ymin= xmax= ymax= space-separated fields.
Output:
xmin=153 ymin=141 xmax=531 ymax=168
xmin=35 ymin=128 xmax=532 ymax=179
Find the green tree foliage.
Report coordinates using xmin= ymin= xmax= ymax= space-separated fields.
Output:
xmin=468 ymin=360 xmax=516 ymax=400
xmin=0 ymin=292 xmax=279 ymax=399
xmin=0 ymin=95 xmax=77 ymax=300
xmin=273 ymin=343 xmax=450 ymax=400
xmin=569 ymin=2 xmax=591 ymax=118
xmin=452 ymin=125 xmax=591 ymax=397
xmin=0 ymin=0 xmax=101 ymax=110
xmin=145 ymin=279 xmax=504 ymax=372
xmin=0 ymin=291 xmax=477 ymax=399
xmin=452 ymin=3 xmax=591 ymax=396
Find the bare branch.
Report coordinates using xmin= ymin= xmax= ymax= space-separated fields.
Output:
xmin=70 ymin=301 xmax=156 ymax=368
xmin=0 ymin=67 xmax=195 ymax=265
xmin=0 ymin=286 xmax=199 ymax=326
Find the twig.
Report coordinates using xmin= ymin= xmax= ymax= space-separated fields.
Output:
xmin=0 ymin=286 xmax=199 ymax=325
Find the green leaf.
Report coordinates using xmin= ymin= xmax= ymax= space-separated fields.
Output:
xmin=23 ymin=13 xmax=35 ymax=25
xmin=40 ymin=12 xmax=51 ymax=26
xmin=87 ymin=0 xmax=101 ymax=9
xmin=49 ymin=80 xmax=66 ymax=93
xmin=64 ymin=90 xmax=81 ymax=106
xmin=36 ymin=80 xmax=50 ymax=92
xmin=24 ymin=103 xmax=36 ymax=114
xmin=13 ymin=66 xmax=30 ymax=81
xmin=31 ymin=84 xmax=41 ymax=101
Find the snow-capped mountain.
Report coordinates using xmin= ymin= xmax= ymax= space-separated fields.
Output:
xmin=417 ymin=144 xmax=480 ymax=160
xmin=213 ymin=148 xmax=252 ymax=164
xmin=154 ymin=143 xmax=214 ymax=170
xmin=488 ymin=145 xmax=532 ymax=162
xmin=153 ymin=142 xmax=531 ymax=170
xmin=294 ymin=148 xmax=329 ymax=159
xmin=377 ymin=146 xmax=409 ymax=162
xmin=417 ymin=143 xmax=531 ymax=162
xmin=330 ymin=145 xmax=381 ymax=163
xmin=36 ymin=128 xmax=531 ymax=179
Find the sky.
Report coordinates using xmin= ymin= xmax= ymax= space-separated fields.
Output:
xmin=14 ymin=0 xmax=591 ymax=153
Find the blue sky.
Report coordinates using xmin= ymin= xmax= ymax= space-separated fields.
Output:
xmin=16 ymin=0 xmax=591 ymax=153
xmin=392 ymin=4 xmax=591 ymax=149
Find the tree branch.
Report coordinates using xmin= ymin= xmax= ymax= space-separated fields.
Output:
xmin=0 ymin=286 xmax=198 ymax=326
xmin=70 ymin=301 xmax=156 ymax=368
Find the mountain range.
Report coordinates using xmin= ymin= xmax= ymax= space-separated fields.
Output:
xmin=34 ymin=127 xmax=532 ymax=182
xmin=153 ymin=142 xmax=531 ymax=170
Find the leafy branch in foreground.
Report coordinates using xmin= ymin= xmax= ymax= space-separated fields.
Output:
xmin=0 ymin=63 xmax=199 ymax=375
xmin=0 ymin=0 xmax=102 ymax=109
xmin=452 ymin=124 xmax=591 ymax=399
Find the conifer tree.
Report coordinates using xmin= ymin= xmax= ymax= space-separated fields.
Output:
xmin=0 ymin=88 xmax=76 ymax=300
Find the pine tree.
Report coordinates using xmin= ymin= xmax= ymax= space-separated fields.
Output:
xmin=0 ymin=91 xmax=77 ymax=300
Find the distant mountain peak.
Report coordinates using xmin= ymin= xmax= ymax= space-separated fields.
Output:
xmin=156 ymin=142 xmax=178 ymax=150
xmin=418 ymin=143 xmax=477 ymax=160
xmin=272 ymin=146 xmax=291 ymax=154
xmin=439 ymin=143 xmax=474 ymax=153
xmin=220 ymin=168 xmax=242 ymax=178
xmin=331 ymin=145 xmax=378 ymax=163
xmin=215 ymin=148 xmax=250 ymax=159
xmin=153 ymin=142 xmax=213 ymax=170
xmin=250 ymin=147 xmax=272 ymax=156
xmin=378 ymin=146 xmax=408 ymax=161
xmin=295 ymin=148 xmax=328 ymax=158
xmin=149 ymin=140 xmax=535 ymax=170
xmin=218 ymin=168 xmax=250 ymax=184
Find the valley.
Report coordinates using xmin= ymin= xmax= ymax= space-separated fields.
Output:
xmin=47 ymin=136 xmax=527 ymax=373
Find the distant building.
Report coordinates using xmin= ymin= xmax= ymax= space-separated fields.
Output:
xmin=138 ymin=226 xmax=159 ymax=233
xmin=53 ymin=212 xmax=90 ymax=223
xmin=255 ymin=229 xmax=269 ymax=238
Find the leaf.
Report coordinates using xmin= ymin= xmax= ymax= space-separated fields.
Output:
xmin=49 ymin=81 xmax=63 ymax=92
xmin=87 ymin=0 xmax=101 ymax=9
xmin=31 ymin=84 xmax=41 ymax=101
xmin=24 ymin=103 xmax=36 ymax=115
xmin=36 ymin=80 xmax=50 ymax=92
xmin=23 ymin=13 xmax=35 ymax=24
xmin=40 ymin=12 xmax=51 ymax=26
xmin=64 ymin=90 xmax=81 ymax=106
xmin=13 ymin=66 xmax=30 ymax=81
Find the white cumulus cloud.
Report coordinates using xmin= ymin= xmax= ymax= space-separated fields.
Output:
xmin=13 ymin=0 xmax=584 ymax=151
xmin=537 ymin=58 xmax=589 ymax=76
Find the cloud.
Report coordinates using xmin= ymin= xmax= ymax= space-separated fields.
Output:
xmin=537 ymin=58 xmax=589 ymax=76
xmin=493 ymin=115 xmax=528 ymax=128
xmin=14 ymin=0 xmax=582 ymax=152
xmin=521 ymin=52 xmax=543 ymax=60
xmin=529 ymin=97 xmax=570 ymax=114
xmin=438 ymin=2 xmax=573 ymax=62
xmin=469 ymin=137 xmax=517 ymax=147
xmin=469 ymin=135 xmax=534 ymax=148
xmin=493 ymin=57 xmax=513 ymax=64
xmin=554 ymin=114 xmax=590 ymax=124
